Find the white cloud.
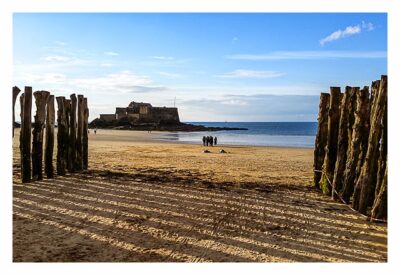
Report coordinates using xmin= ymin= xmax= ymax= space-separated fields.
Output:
xmin=158 ymin=71 xmax=183 ymax=78
xmin=231 ymin=37 xmax=239 ymax=44
xmin=362 ymin=21 xmax=375 ymax=31
xmin=54 ymin=41 xmax=67 ymax=46
xmin=43 ymin=55 xmax=72 ymax=62
xmin=320 ymin=21 xmax=375 ymax=46
xmin=151 ymin=56 xmax=175 ymax=60
xmin=220 ymin=99 xmax=247 ymax=106
xmin=215 ymin=69 xmax=285 ymax=79
xmin=100 ymin=63 xmax=114 ymax=67
xmin=226 ymin=51 xmax=386 ymax=60
xmin=104 ymin=51 xmax=119 ymax=56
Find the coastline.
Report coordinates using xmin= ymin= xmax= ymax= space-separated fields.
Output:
xmin=89 ymin=128 xmax=315 ymax=149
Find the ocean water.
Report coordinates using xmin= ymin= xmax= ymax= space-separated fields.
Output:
xmin=156 ymin=122 xmax=318 ymax=148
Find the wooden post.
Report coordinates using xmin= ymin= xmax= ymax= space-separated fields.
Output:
xmin=44 ymin=95 xmax=55 ymax=178
xmin=68 ymin=94 xmax=77 ymax=172
xmin=332 ymin=87 xmax=356 ymax=199
xmin=56 ymin=97 xmax=68 ymax=175
xmin=19 ymin=87 xmax=32 ymax=183
xmin=371 ymin=163 xmax=387 ymax=220
xmin=83 ymin=97 xmax=89 ymax=170
xmin=76 ymin=95 xmax=84 ymax=171
xmin=375 ymin=94 xmax=387 ymax=200
xmin=32 ymin=91 xmax=50 ymax=181
xmin=313 ymin=93 xmax=330 ymax=188
xmin=340 ymin=87 xmax=370 ymax=202
xmin=65 ymin=99 xmax=71 ymax=169
xmin=353 ymin=76 xmax=387 ymax=214
xmin=319 ymin=87 xmax=341 ymax=195
xmin=13 ymin=86 xmax=21 ymax=137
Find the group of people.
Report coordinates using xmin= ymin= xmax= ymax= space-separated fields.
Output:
xmin=202 ymin=135 xmax=217 ymax=146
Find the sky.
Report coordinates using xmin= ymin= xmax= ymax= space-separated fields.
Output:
xmin=13 ymin=13 xmax=387 ymax=122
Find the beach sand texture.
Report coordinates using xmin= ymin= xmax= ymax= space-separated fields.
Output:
xmin=13 ymin=129 xmax=387 ymax=262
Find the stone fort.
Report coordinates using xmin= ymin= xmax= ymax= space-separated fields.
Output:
xmin=99 ymin=101 xmax=180 ymax=125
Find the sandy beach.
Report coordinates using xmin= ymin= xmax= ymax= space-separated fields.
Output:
xmin=12 ymin=129 xmax=387 ymax=262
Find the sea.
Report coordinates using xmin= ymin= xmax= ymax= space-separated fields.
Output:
xmin=156 ymin=122 xmax=318 ymax=148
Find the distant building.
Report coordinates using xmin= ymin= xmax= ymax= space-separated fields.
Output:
xmin=99 ymin=101 xmax=180 ymax=125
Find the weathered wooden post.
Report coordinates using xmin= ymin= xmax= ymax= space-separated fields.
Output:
xmin=19 ymin=87 xmax=32 ymax=183
xmin=340 ymin=87 xmax=370 ymax=202
xmin=76 ymin=95 xmax=84 ymax=171
xmin=68 ymin=94 xmax=77 ymax=172
xmin=83 ymin=97 xmax=89 ymax=170
xmin=56 ymin=97 xmax=68 ymax=175
xmin=44 ymin=95 xmax=55 ymax=178
xmin=13 ymin=86 xmax=21 ymax=137
xmin=313 ymin=93 xmax=330 ymax=188
xmin=319 ymin=87 xmax=341 ymax=195
xmin=332 ymin=87 xmax=356 ymax=199
xmin=65 ymin=99 xmax=71 ymax=168
xmin=371 ymin=164 xmax=387 ymax=220
xmin=353 ymin=76 xmax=387 ymax=214
xmin=32 ymin=91 xmax=50 ymax=181
xmin=375 ymin=95 xmax=387 ymax=201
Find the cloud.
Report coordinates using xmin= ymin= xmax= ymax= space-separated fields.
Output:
xmin=126 ymin=86 xmax=169 ymax=93
xmin=100 ymin=63 xmax=114 ymax=67
xmin=231 ymin=37 xmax=239 ymax=44
xmin=320 ymin=21 xmax=375 ymax=46
xmin=226 ymin=51 xmax=386 ymax=60
xmin=54 ymin=41 xmax=67 ymax=46
xmin=158 ymin=71 xmax=183 ymax=78
xmin=179 ymin=94 xmax=320 ymax=122
xmin=215 ymin=69 xmax=285 ymax=79
xmin=150 ymin=56 xmax=175 ymax=60
xmin=43 ymin=55 xmax=72 ymax=62
xmin=104 ymin=51 xmax=119 ymax=56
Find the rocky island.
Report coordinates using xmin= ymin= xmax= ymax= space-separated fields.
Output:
xmin=89 ymin=101 xmax=247 ymax=132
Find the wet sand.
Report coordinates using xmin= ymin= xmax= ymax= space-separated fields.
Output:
xmin=12 ymin=129 xmax=387 ymax=262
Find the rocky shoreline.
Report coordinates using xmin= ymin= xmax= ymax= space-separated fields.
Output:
xmin=89 ymin=119 xmax=247 ymax=132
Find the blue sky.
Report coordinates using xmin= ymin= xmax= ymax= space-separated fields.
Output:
xmin=13 ymin=13 xmax=387 ymax=122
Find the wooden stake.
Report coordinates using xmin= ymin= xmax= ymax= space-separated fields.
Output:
xmin=353 ymin=76 xmax=387 ymax=214
xmin=45 ymin=95 xmax=55 ymax=178
xmin=13 ymin=86 xmax=21 ymax=137
xmin=56 ymin=97 xmax=67 ymax=175
xmin=32 ymin=91 xmax=50 ymax=181
xmin=68 ymin=94 xmax=77 ymax=172
xmin=319 ymin=87 xmax=341 ymax=195
xmin=313 ymin=93 xmax=330 ymax=188
xmin=371 ymin=163 xmax=387 ymax=220
xmin=332 ymin=87 xmax=356 ymax=198
xmin=20 ymin=87 xmax=32 ymax=183
xmin=83 ymin=97 xmax=89 ymax=170
xmin=76 ymin=95 xmax=84 ymax=171
xmin=340 ymin=87 xmax=370 ymax=203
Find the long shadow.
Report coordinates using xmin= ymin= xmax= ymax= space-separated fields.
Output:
xmin=70 ymin=173 xmax=384 ymax=236
xmin=13 ymin=197 xmax=286 ymax=262
xmin=34 ymin=176 xmax=387 ymax=255
xmin=77 ymin=169 xmax=383 ymax=227
xmin=14 ymin=189 xmax=352 ymax=262
xmin=14 ymin=177 xmax=386 ymax=264
xmin=49 ymin=175 xmax=387 ymax=248
xmin=13 ymin=205 xmax=210 ymax=262
xmin=14 ymin=187 xmax=359 ymax=262
xmin=15 ymin=186 xmax=382 ymax=262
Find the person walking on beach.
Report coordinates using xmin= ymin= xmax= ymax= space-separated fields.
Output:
xmin=94 ymin=129 xmax=97 ymax=135
xmin=202 ymin=136 xmax=206 ymax=146
xmin=214 ymin=136 xmax=217 ymax=146
xmin=210 ymin=136 xmax=214 ymax=146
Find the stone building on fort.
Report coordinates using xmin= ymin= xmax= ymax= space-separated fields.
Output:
xmin=99 ymin=101 xmax=180 ymax=125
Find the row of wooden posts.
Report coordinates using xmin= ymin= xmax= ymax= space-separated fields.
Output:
xmin=13 ymin=86 xmax=89 ymax=183
xmin=313 ymin=75 xmax=387 ymax=221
